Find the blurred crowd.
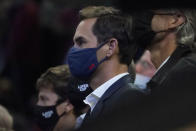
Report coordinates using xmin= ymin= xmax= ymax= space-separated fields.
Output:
xmin=0 ymin=0 xmax=196 ymax=131
xmin=0 ymin=0 xmax=83 ymax=130
xmin=0 ymin=0 xmax=115 ymax=130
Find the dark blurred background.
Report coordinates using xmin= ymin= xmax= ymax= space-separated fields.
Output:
xmin=0 ymin=0 xmax=194 ymax=130
xmin=0 ymin=0 xmax=117 ymax=130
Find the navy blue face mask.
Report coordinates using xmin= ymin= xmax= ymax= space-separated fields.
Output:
xmin=67 ymin=41 xmax=108 ymax=80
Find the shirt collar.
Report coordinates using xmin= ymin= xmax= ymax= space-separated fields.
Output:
xmin=92 ymin=72 xmax=129 ymax=98
xmin=154 ymin=56 xmax=170 ymax=75
xmin=84 ymin=72 xmax=129 ymax=111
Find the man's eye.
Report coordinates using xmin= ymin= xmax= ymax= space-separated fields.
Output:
xmin=76 ymin=40 xmax=87 ymax=47
xmin=77 ymin=41 xmax=83 ymax=46
xmin=40 ymin=96 xmax=47 ymax=102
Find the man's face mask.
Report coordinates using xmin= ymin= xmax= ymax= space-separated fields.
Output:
xmin=132 ymin=10 xmax=186 ymax=61
xmin=33 ymin=104 xmax=65 ymax=131
xmin=132 ymin=10 xmax=155 ymax=50
xmin=67 ymin=41 xmax=108 ymax=80
xmin=133 ymin=10 xmax=186 ymax=49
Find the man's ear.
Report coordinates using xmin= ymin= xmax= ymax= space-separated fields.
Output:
xmin=168 ymin=14 xmax=186 ymax=29
xmin=106 ymin=38 xmax=118 ymax=57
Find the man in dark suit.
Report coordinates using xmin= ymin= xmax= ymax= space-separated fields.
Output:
xmin=138 ymin=9 xmax=196 ymax=130
xmin=124 ymin=9 xmax=196 ymax=130
xmin=77 ymin=8 xmax=196 ymax=131
xmin=66 ymin=6 xmax=145 ymax=128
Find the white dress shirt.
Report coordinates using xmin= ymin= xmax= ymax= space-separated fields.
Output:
xmin=83 ymin=72 xmax=129 ymax=112
xmin=154 ymin=56 xmax=170 ymax=75
xmin=75 ymin=113 xmax=86 ymax=129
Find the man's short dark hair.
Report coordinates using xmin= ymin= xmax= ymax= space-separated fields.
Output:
xmin=79 ymin=6 xmax=137 ymax=65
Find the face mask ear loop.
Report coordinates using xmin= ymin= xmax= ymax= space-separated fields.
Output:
xmin=175 ymin=12 xmax=187 ymax=33
xmin=96 ymin=40 xmax=110 ymax=50
xmin=96 ymin=40 xmax=110 ymax=64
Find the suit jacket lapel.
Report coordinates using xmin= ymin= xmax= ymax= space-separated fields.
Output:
xmin=90 ymin=74 xmax=132 ymax=118
xmin=147 ymin=45 xmax=191 ymax=92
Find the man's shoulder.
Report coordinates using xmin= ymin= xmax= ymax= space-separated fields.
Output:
xmin=101 ymin=74 xmax=146 ymax=106
xmin=182 ymin=50 xmax=196 ymax=66
xmin=120 ymin=82 xmax=147 ymax=100
xmin=107 ymin=81 xmax=146 ymax=107
xmin=171 ymin=51 xmax=196 ymax=73
xmin=118 ymin=82 xmax=146 ymax=95
xmin=158 ymin=51 xmax=196 ymax=91
xmin=112 ymin=75 xmax=146 ymax=97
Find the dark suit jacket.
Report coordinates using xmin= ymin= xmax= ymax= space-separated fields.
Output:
xmin=147 ymin=44 xmax=195 ymax=93
xmin=132 ymin=44 xmax=196 ymax=130
xmin=78 ymin=45 xmax=196 ymax=131
xmin=79 ymin=74 xmax=146 ymax=129
xmin=126 ymin=44 xmax=196 ymax=131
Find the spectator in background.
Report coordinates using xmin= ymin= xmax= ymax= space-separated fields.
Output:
xmin=0 ymin=0 xmax=13 ymax=74
xmin=2 ymin=0 xmax=42 ymax=116
xmin=0 ymin=104 xmax=13 ymax=131
xmin=126 ymin=8 xmax=196 ymax=130
xmin=39 ymin=0 xmax=79 ymax=67
xmin=33 ymin=65 xmax=92 ymax=131
xmin=2 ymin=0 xmax=80 ymax=119
xmin=134 ymin=50 xmax=156 ymax=89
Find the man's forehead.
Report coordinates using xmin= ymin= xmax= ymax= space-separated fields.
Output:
xmin=76 ymin=18 xmax=97 ymax=32
xmin=74 ymin=18 xmax=97 ymax=40
xmin=39 ymin=85 xmax=54 ymax=93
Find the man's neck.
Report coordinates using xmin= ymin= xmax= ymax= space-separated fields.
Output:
xmin=149 ymin=34 xmax=177 ymax=69
xmin=89 ymin=61 xmax=128 ymax=90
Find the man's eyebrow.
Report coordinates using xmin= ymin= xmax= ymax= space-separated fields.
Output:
xmin=39 ymin=95 xmax=49 ymax=100
xmin=74 ymin=36 xmax=86 ymax=43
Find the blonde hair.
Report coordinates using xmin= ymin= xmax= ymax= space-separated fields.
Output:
xmin=79 ymin=6 xmax=120 ymax=20
xmin=0 ymin=105 xmax=13 ymax=131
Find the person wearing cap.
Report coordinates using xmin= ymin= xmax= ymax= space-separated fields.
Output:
xmin=33 ymin=65 xmax=92 ymax=131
